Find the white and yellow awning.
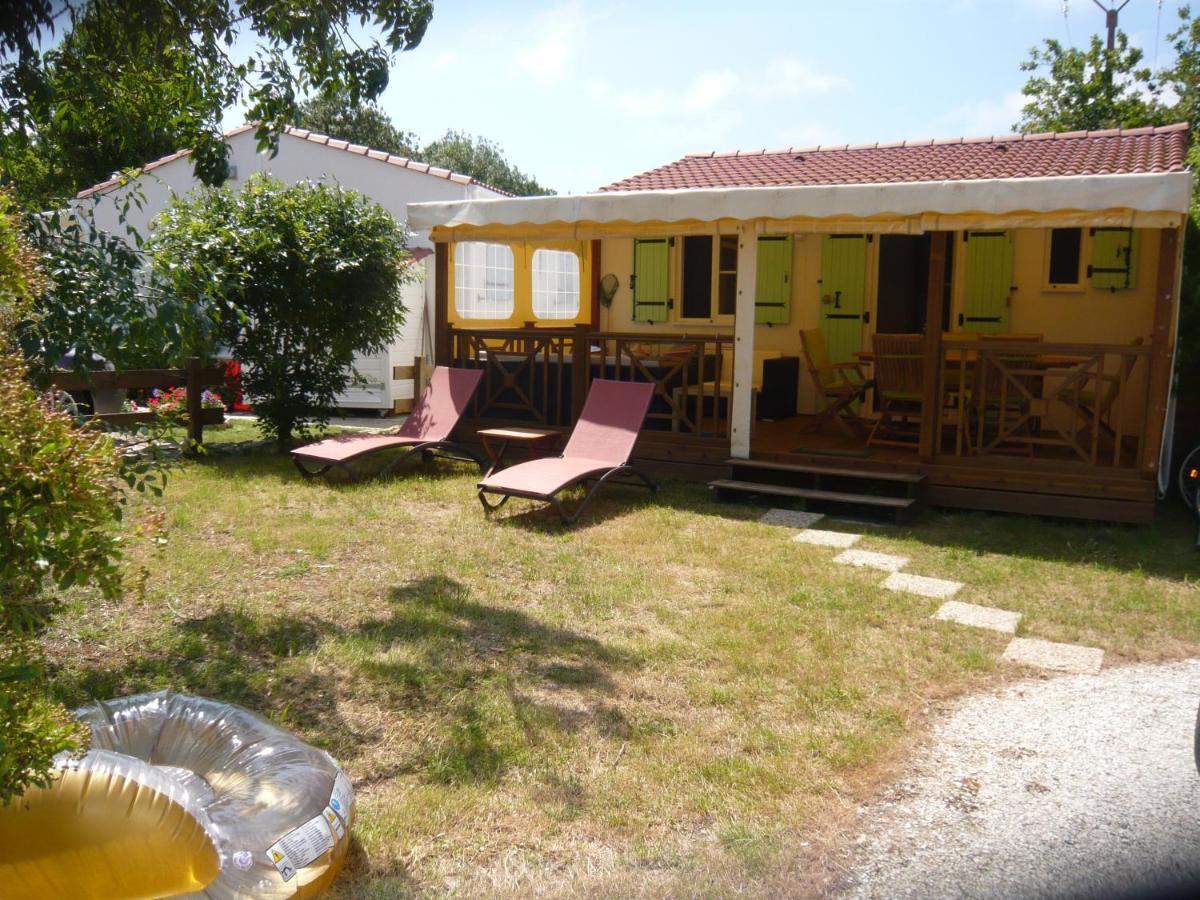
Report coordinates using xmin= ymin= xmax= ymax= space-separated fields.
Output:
xmin=408 ymin=171 xmax=1193 ymax=242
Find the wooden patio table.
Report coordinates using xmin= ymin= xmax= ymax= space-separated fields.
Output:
xmin=477 ymin=426 xmax=561 ymax=478
xmin=851 ymin=349 xmax=1089 ymax=368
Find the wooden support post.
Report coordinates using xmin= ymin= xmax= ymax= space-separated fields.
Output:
xmin=1140 ymin=226 xmax=1181 ymax=475
xmin=730 ymin=223 xmax=760 ymax=459
xmin=414 ymin=354 xmax=429 ymax=399
xmin=185 ymin=356 xmax=203 ymax=449
xmin=434 ymin=241 xmax=450 ymax=366
xmin=571 ymin=323 xmax=590 ymax=423
xmin=918 ymin=232 xmax=949 ymax=461
xmin=590 ymin=239 xmax=602 ymax=326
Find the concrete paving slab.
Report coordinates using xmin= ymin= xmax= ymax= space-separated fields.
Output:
xmin=1001 ymin=637 xmax=1104 ymax=675
xmin=933 ymin=600 xmax=1021 ymax=634
xmin=759 ymin=508 xmax=825 ymax=529
xmin=883 ymin=572 xmax=963 ymax=599
xmin=833 ymin=549 xmax=909 ymax=572
xmin=792 ymin=529 xmax=861 ymax=549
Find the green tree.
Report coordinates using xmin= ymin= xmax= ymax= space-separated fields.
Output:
xmin=18 ymin=200 xmax=218 ymax=372
xmin=151 ymin=174 xmax=412 ymax=445
xmin=1 ymin=0 xmax=434 ymax=203
xmin=422 ymin=130 xmax=554 ymax=196
xmin=1015 ymin=33 xmax=1168 ymax=133
xmin=295 ymin=91 xmax=421 ymax=158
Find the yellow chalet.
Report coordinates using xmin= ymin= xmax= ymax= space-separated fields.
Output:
xmin=408 ymin=124 xmax=1193 ymax=523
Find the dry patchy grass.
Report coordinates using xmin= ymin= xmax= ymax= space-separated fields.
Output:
xmin=43 ymin=445 xmax=1200 ymax=897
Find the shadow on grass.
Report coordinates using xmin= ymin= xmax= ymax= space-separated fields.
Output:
xmin=51 ymin=575 xmax=638 ymax=790
xmin=648 ymin=478 xmax=1200 ymax=582
xmin=891 ymin=502 xmax=1200 ymax=583
xmin=50 ymin=605 xmax=360 ymax=756
xmin=345 ymin=575 xmax=639 ymax=787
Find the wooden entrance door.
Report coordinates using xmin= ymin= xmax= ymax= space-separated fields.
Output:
xmin=818 ymin=235 xmax=868 ymax=363
xmin=961 ymin=230 xmax=1013 ymax=333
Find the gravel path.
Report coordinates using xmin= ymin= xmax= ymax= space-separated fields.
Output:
xmin=838 ymin=659 xmax=1200 ymax=899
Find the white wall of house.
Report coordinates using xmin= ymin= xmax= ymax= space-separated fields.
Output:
xmin=77 ymin=127 xmax=501 ymax=411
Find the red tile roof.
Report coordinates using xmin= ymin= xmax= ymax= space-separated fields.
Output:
xmin=75 ymin=124 xmax=511 ymax=199
xmin=599 ymin=123 xmax=1190 ymax=192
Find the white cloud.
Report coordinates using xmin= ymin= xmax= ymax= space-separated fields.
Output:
xmin=590 ymin=58 xmax=846 ymax=122
xmin=682 ymin=70 xmax=741 ymax=112
xmin=514 ymin=2 xmax=587 ymax=86
xmin=942 ymin=91 xmax=1026 ymax=137
xmin=753 ymin=58 xmax=851 ymax=99
xmin=428 ymin=51 xmax=458 ymax=74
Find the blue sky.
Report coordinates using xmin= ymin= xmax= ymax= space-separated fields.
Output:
xmin=289 ymin=0 xmax=1188 ymax=193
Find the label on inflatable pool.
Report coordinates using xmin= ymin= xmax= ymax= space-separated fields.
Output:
xmin=266 ymin=812 xmax=335 ymax=882
xmin=323 ymin=805 xmax=346 ymax=840
xmin=329 ymin=770 xmax=353 ymax=825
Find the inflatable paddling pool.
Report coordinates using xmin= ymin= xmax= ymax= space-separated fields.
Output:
xmin=0 ymin=691 xmax=355 ymax=898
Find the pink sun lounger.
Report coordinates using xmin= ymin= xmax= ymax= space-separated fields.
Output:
xmin=291 ymin=366 xmax=484 ymax=480
xmin=476 ymin=379 xmax=658 ymax=524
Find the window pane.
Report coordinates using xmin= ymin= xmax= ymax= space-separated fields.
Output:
xmin=531 ymin=248 xmax=580 ymax=319
xmin=682 ymin=236 xmax=713 ymax=318
xmin=454 ymin=241 xmax=514 ymax=319
xmin=1048 ymin=228 xmax=1082 ymax=285
xmin=718 ymin=273 xmax=737 ymax=316
xmin=719 ymin=235 xmax=738 ymax=272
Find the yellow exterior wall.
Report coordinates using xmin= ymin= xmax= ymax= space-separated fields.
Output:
xmin=447 ymin=240 xmax=593 ymax=328
xmin=595 ymin=228 xmax=1160 ymax=422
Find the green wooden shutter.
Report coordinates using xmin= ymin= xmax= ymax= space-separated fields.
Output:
xmin=962 ymin=230 xmax=1013 ymax=334
xmin=755 ymin=236 xmax=792 ymax=325
xmin=818 ymin=234 xmax=868 ymax=364
xmin=1089 ymin=227 xmax=1139 ymax=291
xmin=632 ymin=238 xmax=670 ymax=322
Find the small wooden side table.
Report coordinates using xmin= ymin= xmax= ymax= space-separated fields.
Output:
xmin=477 ymin=426 xmax=560 ymax=477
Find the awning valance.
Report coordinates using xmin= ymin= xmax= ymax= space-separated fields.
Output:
xmin=407 ymin=171 xmax=1192 ymax=241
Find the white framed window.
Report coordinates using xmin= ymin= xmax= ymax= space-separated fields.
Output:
xmin=454 ymin=241 xmax=515 ymax=319
xmin=531 ymin=248 xmax=581 ymax=320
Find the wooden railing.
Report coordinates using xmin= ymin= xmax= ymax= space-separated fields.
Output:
xmin=932 ymin=339 xmax=1152 ymax=468
xmin=47 ymin=357 xmax=227 ymax=447
xmin=448 ymin=326 xmax=733 ymax=436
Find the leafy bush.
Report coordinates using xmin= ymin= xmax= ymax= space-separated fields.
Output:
xmin=151 ymin=174 xmax=412 ymax=445
xmin=1 ymin=192 xmax=128 ymax=805
xmin=0 ymin=637 xmax=88 ymax=806
xmin=0 ymin=188 xmax=44 ymax=334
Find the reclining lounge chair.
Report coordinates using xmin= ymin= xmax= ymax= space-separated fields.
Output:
xmin=476 ymin=379 xmax=658 ymax=524
xmin=291 ymin=366 xmax=484 ymax=480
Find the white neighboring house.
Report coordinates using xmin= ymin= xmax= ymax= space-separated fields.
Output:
xmin=74 ymin=124 xmax=507 ymax=413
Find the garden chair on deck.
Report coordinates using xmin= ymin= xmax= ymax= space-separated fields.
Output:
xmin=291 ymin=366 xmax=485 ymax=480
xmin=972 ymin=336 xmax=1043 ymax=456
xmin=476 ymin=379 xmax=657 ymax=524
xmin=868 ymin=333 xmax=926 ymax=449
xmin=799 ymin=328 xmax=872 ymax=436
xmin=1055 ymin=336 xmax=1144 ymax=464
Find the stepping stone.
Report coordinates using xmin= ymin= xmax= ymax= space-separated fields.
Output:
xmin=933 ymin=600 xmax=1021 ymax=634
xmin=1001 ymin=637 xmax=1104 ymax=675
xmin=882 ymin=571 xmax=963 ymax=599
xmin=792 ymin=529 xmax=861 ymax=549
xmin=759 ymin=508 xmax=825 ymax=529
xmin=833 ymin=548 xmax=909 ymax=572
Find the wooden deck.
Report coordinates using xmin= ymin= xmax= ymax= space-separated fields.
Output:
xmin=439 ymin=321 xmax=1165 ymax=524
xmin=742 ymin=418 xmax=1157 ymax=523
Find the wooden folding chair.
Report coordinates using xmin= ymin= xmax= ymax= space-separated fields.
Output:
xmin=799 ymin=328 xmax=872 ymax=436
xmin=867 ymin=333 xmax=925 ymax=449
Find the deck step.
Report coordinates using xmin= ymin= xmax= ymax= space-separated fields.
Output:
xmin=724 ymin=458 xmax=924 ymax=484
xmin=708 ymin=479 xmax=916 ymax=510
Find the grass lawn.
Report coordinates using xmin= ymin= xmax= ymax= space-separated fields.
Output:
xmin=43 ymin=440 xmax=1200 ymax=897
